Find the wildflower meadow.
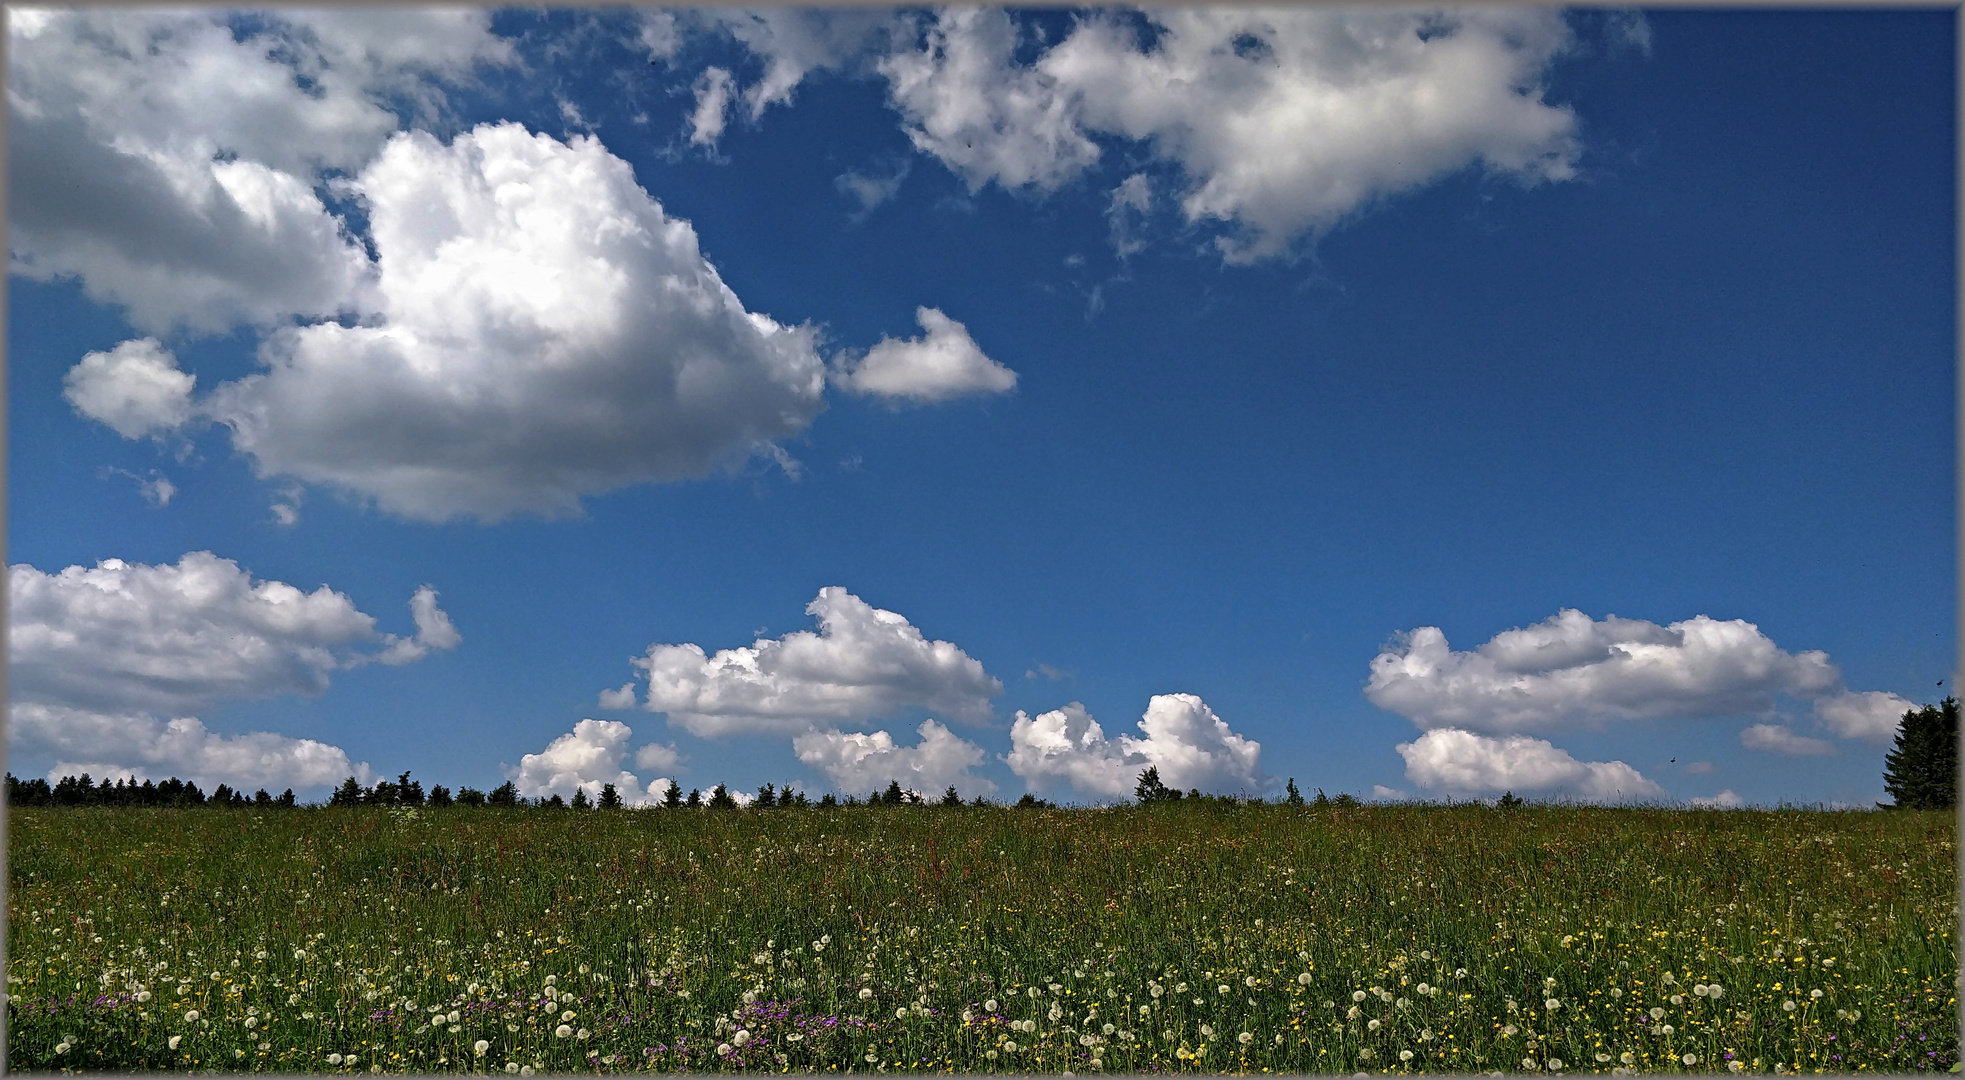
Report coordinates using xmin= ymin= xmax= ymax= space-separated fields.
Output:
xmin=6 ymin=802 xmax=1956 ymax=1074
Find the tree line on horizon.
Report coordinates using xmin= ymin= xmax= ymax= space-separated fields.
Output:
xmin=5 ymin=767 xmax=1315 ymax=812
xmin=10 ymin=698 xmax=1956 ymax=811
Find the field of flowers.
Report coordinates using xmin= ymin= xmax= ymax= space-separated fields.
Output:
xmin=7 ymin=802 xmax=1956 ymax=1074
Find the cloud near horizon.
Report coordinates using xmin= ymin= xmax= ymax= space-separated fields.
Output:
xmin=7 ymin=552 xmax=456 ymax=790
xmin=1004 ymin=693 xmax=1264 ymax=800
xmin=793 ymin=719 xmax=996 ymax=799
xmin=612 ymin=587 xmax=1003 ymax=737
xmin=508 ymin=719 xmax=674 ymax=806
xmin=1365 ymin=608 xmax=1894 ymax=737
xmin=1395 ymin=728 xmax=1665 ymax=803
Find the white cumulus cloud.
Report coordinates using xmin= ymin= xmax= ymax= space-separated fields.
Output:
xmin=876 ymin=8 xmax=1580 ymax=261
xmin=8 ymin=9 xmax=511 ymax=334
xmin=9 ymin=551 xmax=455 ymax=715
xmin=198 ymin=122 xmax=829 ymax=522
xmin=1366 ymin=609 xmax=1846 ymax=735
xmin=1395 ymin=728 xmax=1664 ymax=803
xmin=1739 ymin=723 xmax=1837 ymax=757
xmin=1690 ymin=789 xmax=1746 ymax=809
xmin=7 ymin=552 xmax=453 ymax=792
xmin=620 ymin=587 xmax=1002 ymax=737
xmin=63 ymin=338 xmax=198 ymax=440
xmin=830 ymin=307 xmax=1017 ymax=405
xmin=509 ymin=719 xmax=670 ymax=806
xmin=1813 ymin=690 xmax=1917 ymax=743
xmin=1004 ymin=693 xmax=1264 ymax=800
xmin=793 ymin=719 xmax=995 ymax=799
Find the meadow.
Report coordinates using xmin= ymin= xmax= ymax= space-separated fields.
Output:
xmin=6 ymin=802 xmax=1957 ymax=1074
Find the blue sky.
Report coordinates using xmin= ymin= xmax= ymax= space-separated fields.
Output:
xmin=8 ymin=7 xmax=1954 ymax=808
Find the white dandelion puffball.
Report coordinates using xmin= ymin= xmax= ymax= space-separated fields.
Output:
xmin=859 ymin=988 xmax=874 ymax=1000
xmin=184 ymin=1010 xmax=200 ymax=1023
xmin=1783 ymin=1000 xmax=1797 ymax=1012
xmin=475 ymin=1041 xmax=490 ymax=1056
xmin=984 ymin=999 xmax=998 ymax=1012
xmin=555 ymin=1024 xmax=573 ymax=1038
xmin=1810 ymin=989 xmax=1823 ymax=999
xmin=1353 ymin=990 xmax=1367 ymax=1002
xmin=1683 ymin=1054 xmax=1698 ymax=1066
xmin=1298 ymin=972 xmax=1314 ymax=985
xmin=169 ymin=1036 xmax=182 ymax=1050
xmin=1400 ymin=1050 xmax=1414 ymax=1061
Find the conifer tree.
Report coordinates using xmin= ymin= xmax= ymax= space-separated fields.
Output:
xmin=1882 ymin=697 xmax=1958 ymax=810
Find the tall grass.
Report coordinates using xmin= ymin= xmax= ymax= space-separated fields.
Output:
xmin=7 ymin=803 xmax=1955 ymax=1073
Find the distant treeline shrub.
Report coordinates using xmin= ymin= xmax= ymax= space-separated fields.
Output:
xmin=5 ymin=773 xmax=294 ymax=808
xmin=9 ymin=769 xmax=1330 ymax=811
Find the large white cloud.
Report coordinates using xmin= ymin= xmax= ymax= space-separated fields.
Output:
xmin=647 ymin=8 xmax=1589 ymax=260
xmin=197 ymin=122 xmax=829 ymax=522
xmin=7 ymin=9 xmax=511 ymax=334
xmin=509 ymin=719 xmax=672 ymax=807
xmin=616 ymin=587 xmax=1002 ymax=737
xmin=1366 ymin=609 xmax=1847 ymax=734
xmin=830 ymin=307 xmax=1017 ymax=404
xmin=793 ymin=719 xmax=995 ymax=799
xmin=870 ymin=8 xmax=1581 ymax=261
xmin=6 ymin=551 xmax=454 ymax=790
xmin=9 ymin=551 xmax=457 ymax=715
xmin=1395 ymin=728 xmax=1665 ymax=803
xmin=1004 ymin=693 xmax=1264 ymax=800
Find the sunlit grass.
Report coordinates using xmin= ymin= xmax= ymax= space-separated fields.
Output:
xmin=7 ymin=803 xmax=1955 ymax=1073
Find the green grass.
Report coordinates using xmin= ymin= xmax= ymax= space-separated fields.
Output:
xmin=7 ymin=803 xmax=1956 ymax=1073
